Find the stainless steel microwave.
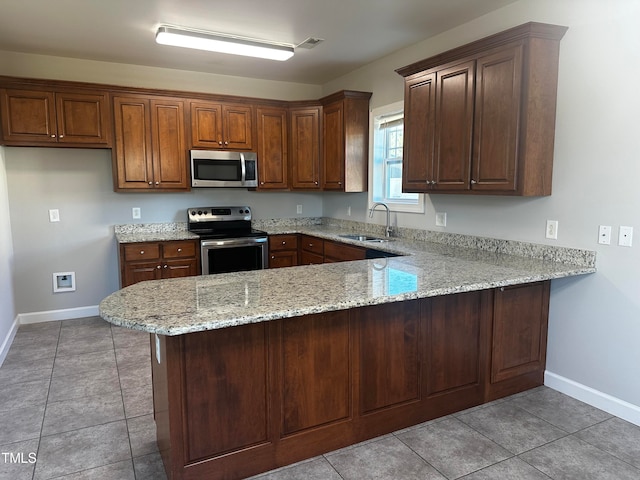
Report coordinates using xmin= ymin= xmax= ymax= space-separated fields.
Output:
xmin=190 ymin=150 xmax=258 ymax=188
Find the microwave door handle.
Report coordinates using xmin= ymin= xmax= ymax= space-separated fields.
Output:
xmin=240 ymin=154 xmax=247 ymax=185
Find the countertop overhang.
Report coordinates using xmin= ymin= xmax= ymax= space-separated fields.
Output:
xmin=100 ymin=225 xmax=596 ymax=336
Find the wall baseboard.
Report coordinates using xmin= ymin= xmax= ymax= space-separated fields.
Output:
xmin=546 ymin=371 xmax=640 ymax=427
xmin=0 ymin=315 xmax=19 ymax=367
xmin=18 ymin=305 xmax=100 ymax=325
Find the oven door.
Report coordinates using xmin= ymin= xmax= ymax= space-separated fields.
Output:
xmin=201 ymin=237 xmax=268 ymax=274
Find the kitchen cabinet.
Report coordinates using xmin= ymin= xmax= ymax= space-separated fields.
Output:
xmin=119 ymin=240 xmax=199 ymax=287
xmin=189 ymin=100 xmax=253 ymax=150
xmin=151 ymin=281 xmax=549 ymax=479
xmin=299 ymin=235 xmax=324 ymax=265
xmin=0 ymin=87 xmax=111 ymax=146
xmin=268 ymin=234 xmax=298 ymax=268
xmin=289 ymin=105 xmax=321 ymax=190
xmin=256 ymin=106 xmax=288 ymax=189
xmin=112 ymin=95 xmax=188 ymax=191
xmin=320 ymin=91 xmax=371 ymax=192
xmin=397 ymin=22 xmax=567 ymax=196
xmin=323 ymin=239 xmax=366 ymax=262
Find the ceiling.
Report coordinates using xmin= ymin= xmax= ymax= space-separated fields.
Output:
xmin=0 ymin=0 xmax=519 ymax=85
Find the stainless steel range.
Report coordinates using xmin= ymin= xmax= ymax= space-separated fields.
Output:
xmin=187 ymin=206 xmax=268 ymax=274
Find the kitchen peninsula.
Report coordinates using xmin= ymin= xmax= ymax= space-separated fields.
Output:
xmin=100 ymin=226 xmax=595 ymax=480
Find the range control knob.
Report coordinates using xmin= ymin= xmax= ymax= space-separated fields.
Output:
xmin=197 ymin=210 xmax=203 ymax=215
xmin=190 ymin=211 xmax=196 ymax=216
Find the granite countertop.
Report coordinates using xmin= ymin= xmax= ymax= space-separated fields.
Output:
xmin=100 ymin=222 xmax=596 ymax=336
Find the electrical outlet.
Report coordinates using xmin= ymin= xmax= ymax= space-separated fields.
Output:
xmin=619 ymin=226 xmax=633 ymax=247
xmin=132 ymin=207 xmax=141 ymax=219
xmin=296 ymin=205 xmax=303 ymax=214
xmin=347 ymin=206 xmax=351 ymax=217
xmin=598 ymin=225 xmax=612 ymax=245
xmin=546 ymin=220 xmax=558 ymax=240
xmin=435 ymin=212 xmax=447 ymax=227
xmin=49 ymin=209 xmax=60 ymax=223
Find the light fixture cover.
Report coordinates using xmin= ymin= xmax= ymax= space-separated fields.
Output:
xmin=155 ymin=26 xmax=294 ymax=61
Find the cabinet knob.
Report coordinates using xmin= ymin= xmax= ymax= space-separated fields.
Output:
xmin=155 ymin=181 xmax=159 ymax=185
xmin=218 ymin=141 xmax=223 ymax=145
xmin=140 ymin=250 xmax=145 ymax=254
xmin=500 ymin=286 xmax=505 ymax=292
xmin=224 ymin=141 xmax=229 ymax=145
xmin=338 ymin=181 xmax=342 ymax=185
xmin=148 ymin=181 xmax=153 ymax=185
xmin=470 ymin=179 xmax=477 ymax=184
xmin=260 ymin=182 xmax=265 ymax=185
xmin=50 ymin=134 xmax=56 ymax=138
xmin=282 ymin=241 xmax=286 ymax=245
xmin=59 ymin=135 xmax=64 ymax=138
xmin=271 ymin=255 xmax=275 ymax=259
xmin=314 ymin=181 xmax=318 ymax=185
xmin=309 ymin=243 xmax=313 ymax=247
xmin=431 ymin=180 xmax=436 ymax=185
xmin=156 ymin=265 xmax=161 ymax=269
xmin=163 ymin=265 xmax=168 ymax=269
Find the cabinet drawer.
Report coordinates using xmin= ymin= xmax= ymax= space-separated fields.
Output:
xmin=300 ymin=235 xmax=324 ymax=255
xmin=324 ymin=240 xmax=366 ymax=262
xmin=123 ymin=243 xmax=161 ymax=261
xmin=163 ymin=241 xmax=197 ymax=259
xmin=270 ymin=235 xmax=299 ymax=252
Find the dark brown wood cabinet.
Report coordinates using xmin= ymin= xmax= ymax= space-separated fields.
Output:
xmin=256 ymin=106 xmax=288 ymax=189
xmin=112 ymin=95 xmax=188 ymax=191
xmin=119 ymin=240 xmax=199 ymax=287
xmin=289 ymin=106 xmax=321 ymax=190
xmin=268 ymin=234 xmax=299 ymax=268
xmin=320 ymin=91 xmax=371 ymax=192
xmin=0 ymin=87 xmax=111 ymax=146
xmin=299 ymin=235 xmax=324 ymax=265
xmin=323 ymin=239 xmax=366 ymax=262
xmin=151 ymin=281 xmax=550 ymax=479
xmin=189 ymin=100 xmax=253 ymax=150
xmin=398 ymin=22 xmax=567 ymax=196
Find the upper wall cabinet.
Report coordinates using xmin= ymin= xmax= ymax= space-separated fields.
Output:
xmin=320 ymin=91 xmax=371 ymax=192
xmin=256 ymin=105 xmax=289 ymax=189
xmin=112 ymin=95 xmax=188 ymax=191
xmin=189 ymin=101 xmax=254 ymax=150
xmin=289 ymin=105 xmax=321 ymax=190
xmin=0 ymin=87 xmax=111 ymax=147
xmin=397 ymin=22 xmax=568 ymax=196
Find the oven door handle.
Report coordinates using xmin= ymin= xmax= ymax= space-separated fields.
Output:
xmin=201 ymin=237 xmax=267 ymax=248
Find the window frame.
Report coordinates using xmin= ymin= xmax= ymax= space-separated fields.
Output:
xmin=368 ymin=101 xmax=425 ymax=214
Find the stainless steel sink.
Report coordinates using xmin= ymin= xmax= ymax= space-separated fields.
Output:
xmin=338 ymin=234 xmax=393 ymax=243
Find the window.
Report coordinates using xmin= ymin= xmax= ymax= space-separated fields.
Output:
xmin=369 ymin=101 xmax=424 ymax=213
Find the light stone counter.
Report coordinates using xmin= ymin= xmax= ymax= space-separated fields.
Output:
xmin=100 ymin=222 xmax=596 ymax=336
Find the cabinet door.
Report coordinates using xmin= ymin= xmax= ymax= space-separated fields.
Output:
xmin=323 ymin=240 xmax=366 ymax=262
xmin=269 ymin=251 xmax=298 ymax=269
xmin=472 ymin=44 xmax=523 ymax=192
xmin=122 ymin=261 xmax=161 ymax=287
xmin=222 ymin=103 xmax=253 ymax=149
xmin=190 ymin=101 xmax=222 ymax=148
xmin=322 ymin=101 xmax=345 ymax=190
xmin=490 ymin=282 xmax=550 ymax=387
xmin=357 ymin=300 xmax=421 ymax=413
xmin=402 ymin=73 xmax=436 ymax=192
xmin=113 ymin=96 xmax=154 ymax=190
xmin=162 ymin=258 xmax=198 ymax=279
xmin=424 ymin=292 xmax=489 ymax=413
xmin=290 ymin=107 xmax=321 ymax=189
xmin=432 ymin=61 xmax=475 ymax=191
xmin=55 ymin=92 xmax=111 ymax=145
xmin=0 ymin=88 xmax=58 ymax=143
xmin=257 ymin=106 xmax=288 ymax=189
xmin=150 ymin=98 xmax=188 ymax=189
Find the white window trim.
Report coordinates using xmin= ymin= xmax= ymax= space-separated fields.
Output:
xmin=368 ymin=101 xmax=425 ymax=214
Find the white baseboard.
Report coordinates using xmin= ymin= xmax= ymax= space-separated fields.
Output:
xmin=18 ymin=305 xmax=100 ymax=325
xmin=0 ymin=315 xmax=19 ymax=367
xmin=545 ymin=371 xmax=640 ymax=427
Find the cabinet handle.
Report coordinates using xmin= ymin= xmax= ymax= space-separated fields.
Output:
xmin=140 ymin=250 xmax=145 ymax=254
xmin=470 ymin=179 xmax=477 ymax=184
xmin=500 ymin=286 xmax=505 ymax=292
xmin=177 ymin=248 xmax=182 ymax=252
xmin=431 ymin=180 xmax=436 ymax=185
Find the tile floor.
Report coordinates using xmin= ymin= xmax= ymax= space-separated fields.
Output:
xmin=1 ymin=317 xmax=639 ymax=480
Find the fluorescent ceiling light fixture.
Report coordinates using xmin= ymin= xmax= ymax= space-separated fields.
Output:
xmin=155 ymin=26 xmax=294 ymax=61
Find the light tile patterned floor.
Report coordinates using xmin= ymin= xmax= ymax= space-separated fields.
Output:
xmin=1 ymin=317 xmax=640 ymax=479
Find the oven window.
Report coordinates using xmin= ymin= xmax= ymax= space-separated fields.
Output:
xmin=195 ymin=160 xmax=241 ymax=181
xmin=206 ymin=245 xmax=264 ymax=274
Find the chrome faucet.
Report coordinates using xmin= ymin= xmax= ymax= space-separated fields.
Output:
xmin=369 ymin=202 xmax=393 ymax=237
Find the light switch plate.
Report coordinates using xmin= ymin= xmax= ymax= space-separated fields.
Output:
xmin=49 ymin=209 xmax=60 ymax=222
xmin=435 ymin=212 xmax=447 ymax=227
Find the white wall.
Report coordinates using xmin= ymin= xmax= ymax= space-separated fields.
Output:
xmin=0 ymin=147 xmax=18 ymax=364
xmin=324 ymin=0 xmax=640 ymax=417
